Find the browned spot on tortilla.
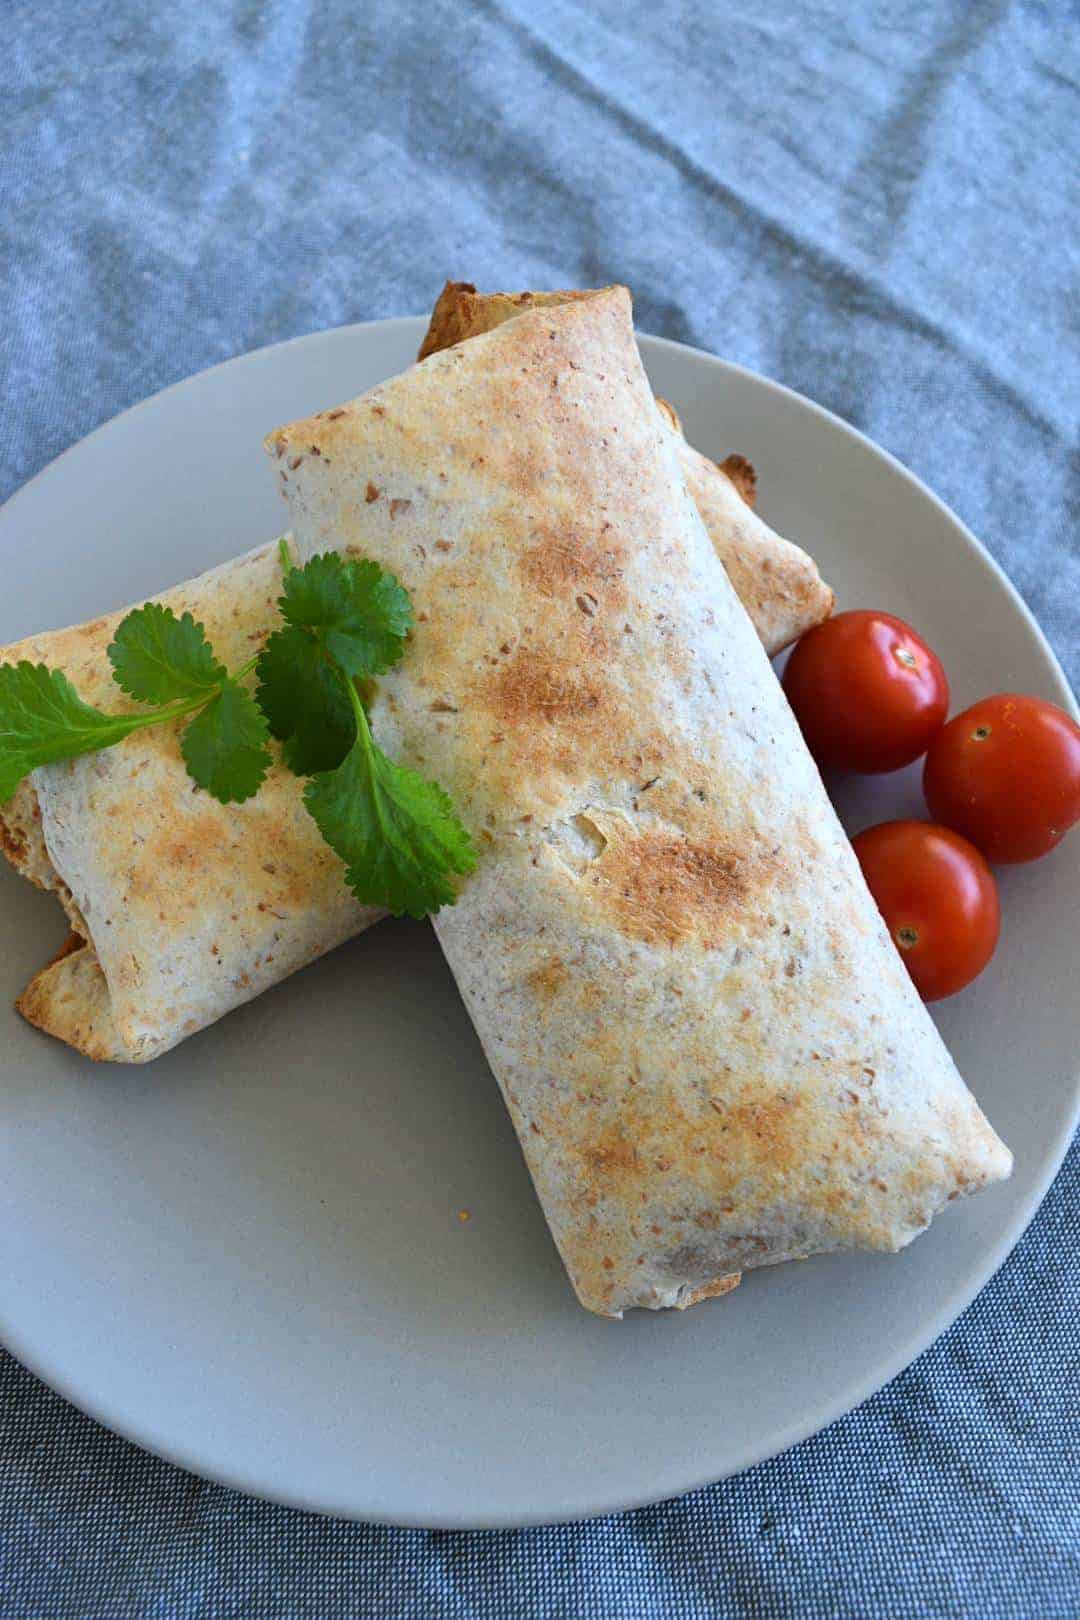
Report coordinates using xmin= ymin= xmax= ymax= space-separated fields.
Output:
xmin=560 ymin=1078 xmax=837 ymax=1290
xmin=76 ymin=617 xmax=109 ymax=638
xmin=586 ymin=831 xmax=748 ymax=948
xmin=485 ymin=649 xmax=605 ymax=728
xmin=365 ymin=482 xmax=380 ymax=503
xmin=520 ymin=526 xmax=625 ymax=602
xmin=738 ymin=1091 xmax=879 ymax=1202
xmin=389 ymin=498 xmax=413 ymax=520
xmin=583 ymin=1129 xmax=641 ymax=1178
xmin=0 ymin=816 xmax=28 ymax=865
xmin=526 ymin=956 xmax=568 ymax=999
xmin=125 ymin=810 xmax=232 ymax=891
xmin=718 ymin=454 xmax=757 ymax=508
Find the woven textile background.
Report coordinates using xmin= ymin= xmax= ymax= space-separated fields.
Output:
xmin=3 ymin=2 xmax=1077 ymax=1615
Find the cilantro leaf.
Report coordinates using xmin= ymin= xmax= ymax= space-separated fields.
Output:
xmin=180 ymin=679 xmax=272 ymax=804
xmin=256 ymin=550 xmax=414 ymax=775
xmin=255 ymin=626 xmax=355 ymax=776
xmin=108 ymin=604 xmax=226 ymax=704
xmin=304 ymin=693 xmax=476 ymax=919
xmin=279 ymin=552 xmax=413 ymax=679
xmin=0 ymin=661 xmax=151 ymax=803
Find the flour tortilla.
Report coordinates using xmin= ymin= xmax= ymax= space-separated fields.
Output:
xmin=0 ymin=541 xmax=379 ymax=1061
xmin=418 ymin=282 xmax=834 ymax=655
xmin=1 ymin=287 xmax=828 ymax=1064
xmin=268 ymin=285 xmax=1011 ymax=1317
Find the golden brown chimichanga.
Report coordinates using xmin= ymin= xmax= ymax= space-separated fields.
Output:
xmin=269 ymin=286 xmax=1010 ymax=1316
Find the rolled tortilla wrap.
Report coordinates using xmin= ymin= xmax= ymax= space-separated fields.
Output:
xmin=2 ymin=295 xmax=829 ymax=1064
xmin=418 ymin=282 xmax=834 ymax=655
xmin=269 ymin=285 xmax=1011 ymax=1317
xmin=0 ymin=541 xmax=378 ymax=1061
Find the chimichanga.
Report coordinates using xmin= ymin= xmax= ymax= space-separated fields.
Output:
xmin=269 ymin=285 xmax=1011 ymax=1316
xmin=418 ymin=281 xmax=834 ymax=655
xmin=1 ymin=542 xmax=377 ymax=1061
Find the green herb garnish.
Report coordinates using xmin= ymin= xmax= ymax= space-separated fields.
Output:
xmin=0 ymin=610 xmax=270 ymax=805
xmin=256 ymin=550 xmax=476 ymax=916
xmin=0 ymin=545 xmax=476 ymax=918
xmin=303 ymin=676 xmax=477 ymax=919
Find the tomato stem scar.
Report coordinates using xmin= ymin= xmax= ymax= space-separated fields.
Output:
xmin=896 ymin=925 xmax=919 ymax=949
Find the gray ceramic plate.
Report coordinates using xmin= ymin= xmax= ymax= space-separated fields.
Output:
xmin=1 ymin=320 xmax=1077 ymax=1529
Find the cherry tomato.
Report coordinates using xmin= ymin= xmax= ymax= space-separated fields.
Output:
xmin=783 ymin=610 xmax=949 ymax=773
xmin=851 ymin=820 xmax=1000 ymax=1002
xmin=923 ymin=693 xmax=1080 ymax=864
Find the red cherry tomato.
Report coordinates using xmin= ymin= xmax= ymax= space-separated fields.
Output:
xmin=783 ymin=610 xmax=949 ymax=773
xmin=923 ymin=693 xmax=1080 ymax=864
xmin=852 ymin=820 xmax=1000 ymax=1002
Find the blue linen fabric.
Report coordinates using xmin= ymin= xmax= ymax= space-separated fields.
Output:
xmin=2 ymin=0 xmax=1077 ymax=1614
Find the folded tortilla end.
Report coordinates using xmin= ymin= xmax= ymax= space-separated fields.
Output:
xmin=45 ymin=930 xmax=86 ymax=968
xmin=718 ymin=452 xmax=757 ymax=507
xmin=17 ymin=936 xmax=136 ymax=1063
xmin=675 ymin=1272 xmax=743 ymax=1309
xmin=653 ymin=395 xmax=683 ymax=436
xmin=4 ymin=539 xmax=374 ymax=1066
xmin=578 ymin=1268 xmax=744 ymax=1318
xmin=417 ymin=281 xmax=606 ymax=362
xmin=416 ymin=281 xmax=834 ymax=656
xmin=416 ymin=280 xmax=478 ymax=360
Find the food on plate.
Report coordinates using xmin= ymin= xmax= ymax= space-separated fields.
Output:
xmin=268 ymin=284 xmax=1011 ymax=1316
xmin=0 ymin=300 xmax=836 ymax=1069
xmin=852 ymin=821 xmax=1000 ymax=1001
xmin=782 ymin=609 xmax=949 ymax=773
xmin=0 ymin=538 xmax=480 ymax=1058
xmin=923 ymin=693 xmax=1080 ymax=864
xmin=418 ymin=281 xmax=834 ymax=656
xmin=0 ymin=542 xmax=384 ymax=1061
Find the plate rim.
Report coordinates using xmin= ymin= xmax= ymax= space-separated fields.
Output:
xmin=1 ymin=316 xmax=1077 ymax=1528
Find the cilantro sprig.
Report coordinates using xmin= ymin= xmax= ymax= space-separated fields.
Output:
xmin=256 ymin=544 xmax=412 ymax=776
xmin=0 ymin=542 xmax=476 ymax=919
xmin=0 ymin=612 xmax=270 ymax=805
xmin=303 ymin=675 xmax=477 ymax=918
xmin=255 ymin=547 xmax=476 ymax=917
